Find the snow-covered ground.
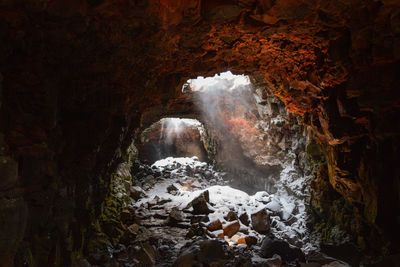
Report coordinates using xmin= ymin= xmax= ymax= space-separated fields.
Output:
xmin=134 ymin=156 xmax=316 ymax=253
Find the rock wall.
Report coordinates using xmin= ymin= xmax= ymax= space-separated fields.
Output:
xmin=0 ymin=0 xmax=399 ymax=264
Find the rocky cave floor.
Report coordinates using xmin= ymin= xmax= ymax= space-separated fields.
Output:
xmin=93 ymin=157 xmax=352 ymax=267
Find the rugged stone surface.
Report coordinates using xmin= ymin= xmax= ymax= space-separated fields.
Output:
xmin=0 ymin=0 xmax=399 ymax=264
xmin=225 ymin=210 xmax=238 ymax=222
xmin=207 ymin=219 xmax=223 ymax=232
xmin=251 ymin=208 xmax=271 ymax=234
xmin=191 ymin=190 xmax=212 ymax=215
xmin=173 ymin=239 xmax=228 ymax=267
xmin=260 ymin=236 xmax=305 ymax=263
xmin=138 ymin=118 xmax=209 ymax=164
xmin=239 ymin=213 xmax=250 ymax=227
xmin=223 ymin=221 xmax=241 ymax=238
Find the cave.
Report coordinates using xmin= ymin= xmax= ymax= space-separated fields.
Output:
xmin=0 ymin=1 xmax=400 ymax=266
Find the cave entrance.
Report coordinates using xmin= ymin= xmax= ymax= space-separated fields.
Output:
xmin=137 ymin=118 xmax=209 ymax=164
xmin=126 ymin=71 xmax=315 ymax=264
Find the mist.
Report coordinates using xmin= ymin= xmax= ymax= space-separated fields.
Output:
xmin=186 ymin=72 xmax=280 ymax=193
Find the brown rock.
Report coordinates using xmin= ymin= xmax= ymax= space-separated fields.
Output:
xmin=251 ymin=209 xmax=270 ymax=234
xmin=207 ymin=219 xmax=222 ymax=231
xmin=236 ymin=235 xmax=257 ymax=247
xmin=191 ymin=191 xmax=212 ymax=215
xmin=223 ymin=221 xmax=240 ymax=238
xmin=239 ymin=213 xmax=250 ymax=226
xmin=224 ymin=211 xmax=238 ymax=222
xmin=237 ymin=237 xmax=247 ymax=245
xmin=244 ymin=236 xmax=258 ymax=246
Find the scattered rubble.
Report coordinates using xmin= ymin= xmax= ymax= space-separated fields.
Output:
xmin=94 ymin=157 xmax=349 ymax=266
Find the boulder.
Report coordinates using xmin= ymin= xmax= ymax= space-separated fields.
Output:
xmin=239 ymin=213 xmax=250 ymax=226
xmin=207 ymin=219 xmax=222 ymax=231
xmin=224 ymin=211 xmax=238 ymax=222
xmin=173 ymin=240 xmax=228 ymax=267
xmin=223 ymin=221 xmax=240 ymax=238
xmin=251 ymin=209 xmax=270 ymax=234
xmin=191 ymin=191 xmax=212 ymax=215
xmin=260 ymin=236 xmax=305 ymax=263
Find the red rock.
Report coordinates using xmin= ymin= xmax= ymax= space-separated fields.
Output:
xmin=207 ymin=219 xmax=222 ymax=231
xmin=223 ymin=221 xmax=240 ymax=238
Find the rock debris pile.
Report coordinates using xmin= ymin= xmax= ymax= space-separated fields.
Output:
xmin=98 ymin=157 xmax=350 ymax=266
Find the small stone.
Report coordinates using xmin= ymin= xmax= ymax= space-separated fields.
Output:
xmin=212 ymin=230 xmax=224 ymax=239
xmin=224 ymin=210 xmax=237 ymax=222
xmin=251 ymin=208 xmax=270 ymax=234
xmin=149 ymin=196 xmax=159 ymax=206
xmin=190 ymin=215 xmax=209 ymax=224
xmin=167 ymin=184 xmax=178 ymax=195
xmin=186 ymin=224 xmax=206 ymax=238
xmin=223 ymin=221 xmax=240 ymax=238
xmin=207 ymin=219 xmax=222 ymax=231
xmin=127 ymin=224 xmax=140 ymax=235
xmin=130 ymin=186 xmax=145 ymax=201
xmin=239 ymin=213 xmax=250 ymax=226
xmin=168 ymin=208 xmax=184 ymax=224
